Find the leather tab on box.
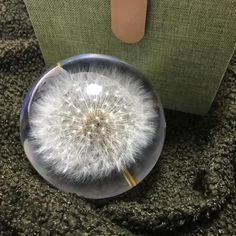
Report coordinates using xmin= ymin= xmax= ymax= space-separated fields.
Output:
xmin=111 ymin=0 xmax=148 ymax=44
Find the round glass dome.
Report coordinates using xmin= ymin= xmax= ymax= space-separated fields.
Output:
xmin=20 ymin=54 xmax=166 ymax=199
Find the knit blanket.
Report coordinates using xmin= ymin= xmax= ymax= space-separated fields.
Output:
xmin=0 ymin=1 xmax=235 ymax=235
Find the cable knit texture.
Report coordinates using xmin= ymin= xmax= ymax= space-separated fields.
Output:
xmin=0 ymin=1 xmax=235 ymax=235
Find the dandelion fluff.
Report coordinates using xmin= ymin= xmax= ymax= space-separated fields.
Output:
xmin=29 ymin=67 xmax=158 ymax=182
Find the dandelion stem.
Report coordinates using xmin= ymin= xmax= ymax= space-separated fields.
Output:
xmin=123 ymin=168 xmax=137 ymax=187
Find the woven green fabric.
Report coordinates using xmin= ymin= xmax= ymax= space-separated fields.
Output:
xmin=23 ymin=0 xmax=236 ymax=114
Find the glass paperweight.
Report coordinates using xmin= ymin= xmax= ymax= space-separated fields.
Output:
xmin=20 ymin=54 xmax=166 ymax=199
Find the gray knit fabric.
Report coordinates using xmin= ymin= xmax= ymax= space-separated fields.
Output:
xmin=0 ymin=1 xmax=235 ymax=235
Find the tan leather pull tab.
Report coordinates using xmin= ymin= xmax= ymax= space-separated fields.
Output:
xmin=111 ymin=0 xmax=148 ymax=44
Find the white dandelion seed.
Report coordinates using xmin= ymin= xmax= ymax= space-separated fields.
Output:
xmin=29 ymin=67 xmax=159 ymax=182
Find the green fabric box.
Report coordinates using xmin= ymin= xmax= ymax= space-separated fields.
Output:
xmin=24 ymin=0 xmax=236 ymax=115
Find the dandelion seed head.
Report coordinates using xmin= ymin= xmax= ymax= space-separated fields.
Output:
xmin=29 ymin=68 xmax=159 ymax=181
